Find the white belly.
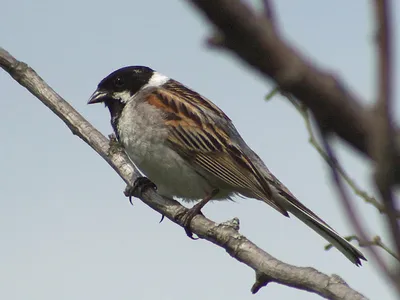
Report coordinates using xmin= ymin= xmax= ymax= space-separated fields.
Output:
xmin=117 ymin=101 xmax=229 ymax=201
xmin=130 ymin=141 xmax=214 ymax=201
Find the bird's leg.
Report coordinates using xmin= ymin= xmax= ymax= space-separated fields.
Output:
xmin=178 ymin=188 xmax=219 ymax=239
xmin=124 ymin=177 xmax=157 ymax=205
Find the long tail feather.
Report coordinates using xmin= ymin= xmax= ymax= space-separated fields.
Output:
xmin=277 ymin=190 xmax=367 ymax=266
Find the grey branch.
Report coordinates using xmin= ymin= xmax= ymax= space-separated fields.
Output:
xmin=0 ymin=48 xmax=367 ymax=299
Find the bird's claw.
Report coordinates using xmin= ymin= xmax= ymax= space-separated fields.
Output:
xmin=176 ymin=205 xmax=204 ymax=240
xmin=124 ymin=177 xmax=156 ymax=205
xmin=159 ymin=214 xmax=165 ymax=223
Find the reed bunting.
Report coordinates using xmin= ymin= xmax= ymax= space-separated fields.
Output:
xmin=88 ymin=66 xmax=366 ymax=266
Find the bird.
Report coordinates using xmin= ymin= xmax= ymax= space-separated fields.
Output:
xmin=88 ymin=65 xmax=367 ymax=266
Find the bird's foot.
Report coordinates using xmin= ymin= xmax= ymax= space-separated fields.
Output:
xmin=176 ymin=189 xmax=219 ymax=239
xmin=176 ymin=202 xmax=206 ymax=240
xmin=124 ymin=177 xmax=157 ymax=205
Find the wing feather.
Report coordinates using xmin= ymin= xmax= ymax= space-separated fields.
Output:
xmin=145 ymin=83 xmax=288 ymax=215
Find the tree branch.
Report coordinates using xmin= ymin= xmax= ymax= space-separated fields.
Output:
xmin=0 ymin=48 xmax=368 ymax=299
xmin=186 ymin=0 xmax=400 ymax=184
xmin=371 ymin=0 xmax=400 ymax=264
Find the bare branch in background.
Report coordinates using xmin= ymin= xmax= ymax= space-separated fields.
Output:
xmin=372 ymin=0 xmax=400 ymax=265
xmin=187 ymin=0 xmax=400 ymax=184
xmin=0 ymin=48 xmax=368 ymax=299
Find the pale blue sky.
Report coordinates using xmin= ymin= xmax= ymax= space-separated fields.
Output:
xmin=1 ymin=1 xmax=399 ymax=299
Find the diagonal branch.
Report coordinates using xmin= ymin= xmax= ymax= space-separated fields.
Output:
xmin=186 ymin=0 xmax=400 ymax=184
xmin=0 ymin=48 xmax=367 ymax=299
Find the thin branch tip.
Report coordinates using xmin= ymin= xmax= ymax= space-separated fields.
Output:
xmin=206 ymin=33 xmax=226 ymax=48
xmin=251 ymin=272 xmax=273 ymax=294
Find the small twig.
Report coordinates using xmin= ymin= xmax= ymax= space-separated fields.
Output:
xmin=265 ymin=86 xmax=279 ymax=100
xmin=325 ymin=235 xmax=399 ymax=261
xmin=206 ymin=32 xmax=226 ymax=48
xmin=251 ymin=271 xmax=273 ymax=294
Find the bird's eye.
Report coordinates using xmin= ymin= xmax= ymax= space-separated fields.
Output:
xmin=114 ymin=77 xmax=125 ymax=88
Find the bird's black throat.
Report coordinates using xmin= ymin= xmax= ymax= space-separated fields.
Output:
xmin=104 ymin=98 xmax=125 ymax=141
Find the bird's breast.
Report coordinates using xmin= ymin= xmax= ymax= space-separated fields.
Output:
xmin=116 ymin=102 xmax=215 ymax=200
xmin=117 ymin=102 xmax=168 ymax=165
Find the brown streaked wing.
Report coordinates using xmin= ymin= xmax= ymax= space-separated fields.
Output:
xmin=168 ymin=124 xmax=288 ymax=215
xmin=162 ymin=80 xmax=231 ymax=121
xmin=144 ymin=88 xmax=288 ymax=215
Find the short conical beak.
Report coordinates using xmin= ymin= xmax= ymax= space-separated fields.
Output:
xmin=88 ymin=89 xmax=107 ymax=104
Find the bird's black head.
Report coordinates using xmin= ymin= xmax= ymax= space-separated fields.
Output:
xmin=88 ymin=66 xmax=156 ymax=138
xmin=88 ymin=66 xmax=154 ymax=107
